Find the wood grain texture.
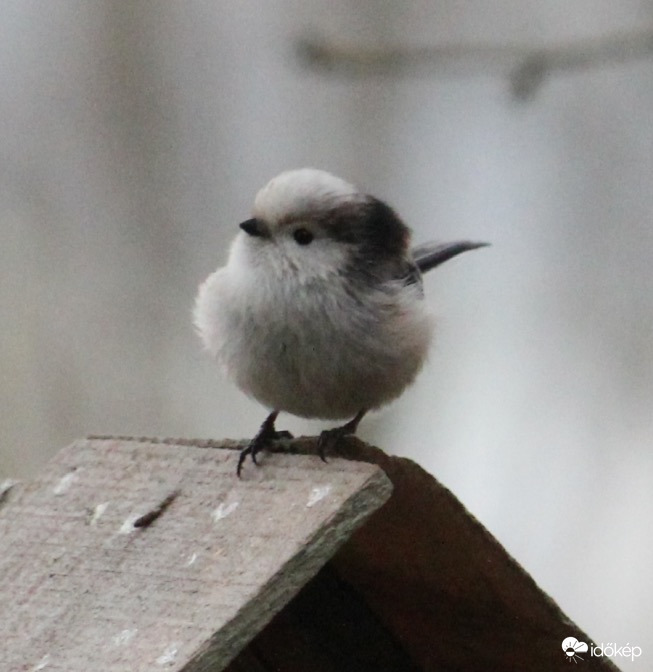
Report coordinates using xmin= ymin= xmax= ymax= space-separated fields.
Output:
xmin=0 ymin=438 xmax=392 ymax=672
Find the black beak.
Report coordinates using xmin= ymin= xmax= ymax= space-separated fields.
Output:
xmin=413 ymin=241 xmax=490 ymax=274
xmin=239 ymin=218 xmax=266 ymax=237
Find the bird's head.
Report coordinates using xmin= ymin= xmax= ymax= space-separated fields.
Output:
xmin=232 ymin=168 xmax=411 ymax=283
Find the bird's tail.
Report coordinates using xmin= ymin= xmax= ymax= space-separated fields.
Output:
xmin=412 ymin=241 xmax=489 ymax=274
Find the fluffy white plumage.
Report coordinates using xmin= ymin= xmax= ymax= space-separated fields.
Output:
xmin=194 ymin=168 xmax=434 ymax=420
xmin=252 ymin=167 xmax=364 ymax=224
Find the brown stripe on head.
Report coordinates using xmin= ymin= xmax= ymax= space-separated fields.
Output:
xmin=325 ymin=197 xmax=411 ymax=261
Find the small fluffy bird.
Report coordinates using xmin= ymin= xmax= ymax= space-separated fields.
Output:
xmin=194 ymin=168 xmax=487 ymax=475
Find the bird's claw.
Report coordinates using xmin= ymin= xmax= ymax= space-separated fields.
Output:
xmin=317 ymin=428 xmax=344 ymax=462
xmin=237 ymin=413 xmax=293 ymax=477
xmin=237 ymin=437 xmax=270 ymax=477
xmin=316 ymin=409 xmax=367 ymax=462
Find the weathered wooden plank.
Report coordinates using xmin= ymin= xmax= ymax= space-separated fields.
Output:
xmin=0 ymin=438 xmax=392 ymax=672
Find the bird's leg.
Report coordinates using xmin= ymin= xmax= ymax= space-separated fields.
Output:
xmin=237 ymin=410 xmax=293 ymax=477
xmin=317 ymin=409 xmax=367 ymax=462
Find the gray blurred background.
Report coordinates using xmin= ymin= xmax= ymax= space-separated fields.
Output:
xmin=1 ymin=1 xmax=651 ymax=667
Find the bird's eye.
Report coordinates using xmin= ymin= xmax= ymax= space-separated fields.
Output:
xmin=293 ymin=228 xmax=314 ymax=245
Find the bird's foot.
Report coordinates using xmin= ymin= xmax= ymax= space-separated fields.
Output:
xmin=317 ymin=409 xmax=367 ymax=462
xmin=317 ymin=427 xmax=347 ymax=462
xmin=237 ymin=411 xmax=293 ymax=477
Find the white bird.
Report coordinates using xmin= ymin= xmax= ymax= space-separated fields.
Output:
xmin=194 ymin=168 xmax=487 ymax=475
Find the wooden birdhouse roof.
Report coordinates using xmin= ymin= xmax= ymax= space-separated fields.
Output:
xmin=0 ymin=437 xmax=619 ymax=671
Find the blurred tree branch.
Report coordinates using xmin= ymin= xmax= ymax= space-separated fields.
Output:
xmin=297 ymin=29 xmax=653 ymax=100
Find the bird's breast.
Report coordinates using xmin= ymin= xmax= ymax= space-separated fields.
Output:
xmin=207 ymin=269 xmax=433 ymax=419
